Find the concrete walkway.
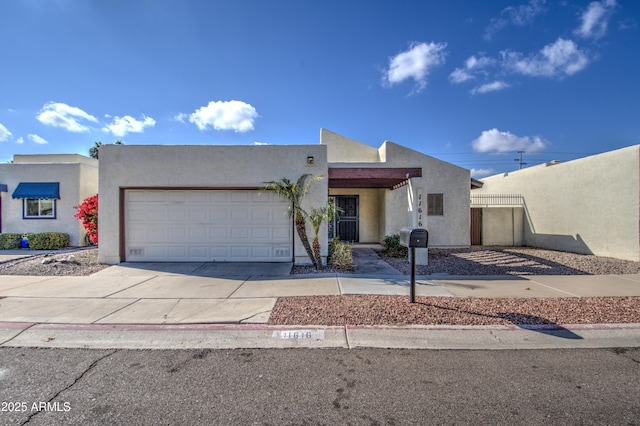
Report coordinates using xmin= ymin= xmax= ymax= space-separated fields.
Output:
xmin=0 ymin=248 xmax=639 ymax=350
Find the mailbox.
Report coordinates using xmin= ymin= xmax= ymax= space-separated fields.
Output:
xmin=400 ymin=227 xmax=428 ymax=248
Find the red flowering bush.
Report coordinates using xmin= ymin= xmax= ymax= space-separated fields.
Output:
xmin=74 ymin=194 xmax=98 ymax=245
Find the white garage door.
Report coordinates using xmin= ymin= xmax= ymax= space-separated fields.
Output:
xmin=125 ymin=189 xmax=292 ymax=262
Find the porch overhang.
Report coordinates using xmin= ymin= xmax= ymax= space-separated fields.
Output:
xmin=328 ymin=167 xmax=422 ymax=189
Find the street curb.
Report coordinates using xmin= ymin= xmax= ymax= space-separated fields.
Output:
xmin=2 ymin=322 xmax=639 ymax=351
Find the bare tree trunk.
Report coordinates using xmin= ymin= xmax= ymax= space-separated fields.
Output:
xmin=295 ymin=214 xmax=317 ymax=268
xmin=312 ymin=237 xmax=322 ymax=268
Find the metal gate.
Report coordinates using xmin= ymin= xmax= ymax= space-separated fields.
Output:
xmin=335 ymin=195 xmax=359 ymax=242
xmin=470 ymin=208 xmax=482 ymax=245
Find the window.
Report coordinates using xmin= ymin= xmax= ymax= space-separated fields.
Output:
xmin=24 ymin=199 xmax=56 ymax=219
xmin=427 ymin=193 xmax=444 ymax=216
xmin=12 ymin=182 xmax=60 ymax=220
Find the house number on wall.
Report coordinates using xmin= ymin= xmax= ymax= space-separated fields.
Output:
xmin=417 ymin=189 xmax=424 ymax=228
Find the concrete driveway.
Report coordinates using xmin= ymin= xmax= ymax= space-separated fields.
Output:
xmin=95 ymin=261 xmax=293 ymax=277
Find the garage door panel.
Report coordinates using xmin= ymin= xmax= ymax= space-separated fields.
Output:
xmin=209 ymin=209 xmax=228 ymax=221
xmin=231 ymin=192 xmax=250 ymax=202
xmin=231 ymin=227 xmax=249 ymax=239
xmin=146 ymin=192 xmax=167 ymax=202
xmin=231 ymin=209 xmax=250 ymax=221
xmin=167 ymin=246 xmax=187 ymax=258
xmin=187 ymin=191 xmax=209 ymax=202
xmin=252 ymin=228 xmax=270 ymax=239
xmin=168 ymin=227 xmax=187 ymax=239
xmin=209 ymin=227 xmax=228 ymax=239
xmin=188 ymin=211 xmax=207 ymax=223
xmin=167 ymin=210 xmax=186 ymax=221
xmin=125 ymin=190 xmax=292 ymax=262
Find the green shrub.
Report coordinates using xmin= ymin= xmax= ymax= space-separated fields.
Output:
xmin=328 ymin=238 xmax=353 ymax=270
xmin=0 ymin=233 xmax=22 ymax=250
xmin=27 ymin=232 xmax=70 ymax=250
xmin=383 ymin=234 xmax=408 ymax=258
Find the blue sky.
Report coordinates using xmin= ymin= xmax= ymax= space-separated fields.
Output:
xmin=1 ymin=0 xmax=638 ymax=177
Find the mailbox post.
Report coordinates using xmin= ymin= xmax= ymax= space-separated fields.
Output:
xmin=399 ymin=227 xmax=428 ymax=303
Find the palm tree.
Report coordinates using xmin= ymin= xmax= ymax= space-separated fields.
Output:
xmin=89 ymin=142 xmax=102 ymax=159
xmin=263 ymin=174 xmax=324 ymax=268
xmin=89 ymin=140 xmax=123 ymax=159
xmin=309 ymin=200 xmax=341 ymax=268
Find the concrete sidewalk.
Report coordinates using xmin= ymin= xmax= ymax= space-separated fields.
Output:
xmin=0 ymin=263 xmax=639 ymax=350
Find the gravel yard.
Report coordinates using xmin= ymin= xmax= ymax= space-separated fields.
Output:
xmin=272 ymin=247 xmax=640 ymax=326
xmin=268 ymin=295 xmax=640 ymax=326
xmin=378 ymin=247 xmax=640 ymax=276
xmin=0 ymin=248 xmax=108 ymax=276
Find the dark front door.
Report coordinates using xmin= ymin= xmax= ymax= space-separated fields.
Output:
xmin=335 ymin=195 xmax=359 ymax=242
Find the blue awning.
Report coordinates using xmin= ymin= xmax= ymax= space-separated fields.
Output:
xmin=0 ymin=184 xmax=7 ymax=192
xmin=12 ymin=182 xmax=60 ymax=199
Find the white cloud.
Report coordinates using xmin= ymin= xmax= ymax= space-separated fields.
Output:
xmin=102 ymin=115 xmax=156 ymax=137
xmin=504 ymin=38 xmax=589 ymax=77
xmin=384 ymin=41 xmax=447 ymax=93
xmin=449 ymin=68 xmax=474 ymax=84
xmin=0 ymin=123 xmax=12 ymax=142
xmin=472 ymin=128 xmax=547 ymax=153
xmin=253 ymin=141 xmax=269 ymax=145
xmin=449 ymin=55 xmax=496 ymax=84
xmin=189 ymin=100 xmax=258 ymax=132
xmin=470 ymin=168 xmax=497 ymax=178
xmin=173 ymin=113 xmax=188 ymax=123
xmin=16 ymin=137 xmax=24 ymax=144
xmin=485 ymin=0 xmax=547 ymax=40
xmin=37 ymin=102 xmax=98 ymax=132
xmin=27 ymin=134 xmax=48 ymax=144
xmin=575 ymin=0 xmax=617 ymax=40
xmin=472 ymin=80 xmax=510 ymax=95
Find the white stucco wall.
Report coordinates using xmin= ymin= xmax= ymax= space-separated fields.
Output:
xmin=321 ymin=129 xmax=380 ymax=162
xmin=0 ymin=155 xmax=98 ymax=246
xmin=377 ymin=142 xmax=470 ymax=247
xmin=475 ymin=145 xmax=640 ymax=261
xmin=481 ymin=207 xmax=524 ymax=246
xmin=98 ymin=144 xmax=328 ymax=264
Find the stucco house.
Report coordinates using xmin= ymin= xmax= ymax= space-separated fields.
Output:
xmin=98 ymin=129 xmax=470 ymax=265
xmin=471 ymin=145 xmax=640 ymax=261
xmin=0 ymin=154 xmax=99 ymax=247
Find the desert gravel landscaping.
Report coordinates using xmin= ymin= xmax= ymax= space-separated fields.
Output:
xmin=0 ymin=248 xmax=108 ymax=276
xmin=268 ymin=295 xmax=640 ymax=326
xmin=378 ymin=247 xmax=640 ymax=276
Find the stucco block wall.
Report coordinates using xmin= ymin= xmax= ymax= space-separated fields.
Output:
xmin=98 ymin=144 xmax=328 ymax=264
xmin=475 ymin=145 xmax=640 ymax=261
xmin=481 ymin=207 xmax=524 ymax=246
xmin=0 ymin=155 xmax=98 ymax=246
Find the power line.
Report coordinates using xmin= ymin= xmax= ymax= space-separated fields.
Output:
xmin=514 ymin=151 xmax=527 ymax=169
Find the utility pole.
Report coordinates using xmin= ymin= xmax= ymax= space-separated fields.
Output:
xmin=515 ymin=151 xmax=527 ymax=169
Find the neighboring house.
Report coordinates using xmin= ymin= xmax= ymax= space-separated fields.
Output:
xmin=0 ymin=154 xmax=99 ymax=247
xmin=471 ymin=145 xmax=640 ymax=262
xmin=98 ymin=129 xmax=470 ymax=265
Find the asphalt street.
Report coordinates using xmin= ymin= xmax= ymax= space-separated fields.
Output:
xmin=1 ymin=347 xmax=639 ymax=425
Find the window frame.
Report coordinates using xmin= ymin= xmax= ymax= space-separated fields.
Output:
xmin=23 ymin=198 xmax=57 ymax=219
xmin=427 ymin=193 xmax=444 ymax=216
